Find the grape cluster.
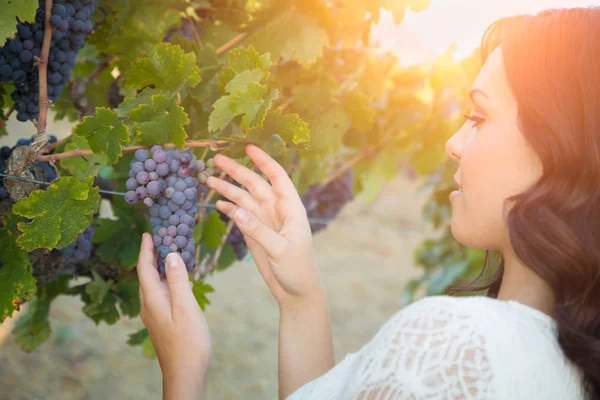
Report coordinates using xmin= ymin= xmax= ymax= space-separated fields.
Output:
xmin=126 ymin=145 xmax=219 ymax=274
xmin=300 ymin=170 xmax=354 ymax=234
xmin=0 ymin=135 xmax=58 ymax=200
xmin=0 ymin=0 xmax=97 ymax=122
xmin=60 ymin=224 xmax=94 ymax=260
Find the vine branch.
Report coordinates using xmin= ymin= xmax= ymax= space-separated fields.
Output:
xmin=34 ymin=0 xmax=54 ymax=151
xmin=37 ymin=140 xmax=229 ymax=162
xmin=216 ymin=32 xmax=248 ymax=55
xmin=200 ymin=218 xmax=235 ymax=279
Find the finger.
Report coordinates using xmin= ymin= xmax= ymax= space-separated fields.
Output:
xmin=165 ymin=252 xmax=197 ymax=313
xmin=212 ymin=153 xmax=274 ymax=201
xmin=206 ymin=176 xmax=260 ymax=213
xmin=137 ymin=233 xmax=163 ymax=298
xmin=245 ymin=145 xmax=300 ymax=203
xmin=230 ymin=206 xmax=289 ymax=262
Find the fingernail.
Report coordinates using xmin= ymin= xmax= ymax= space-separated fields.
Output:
xmin=235 ymin=209 xmax=250 ymax=224
xmin=166 ymin=253 xmax=179 ymax=269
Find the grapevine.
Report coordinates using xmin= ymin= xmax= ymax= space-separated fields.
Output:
xmin=0 ymin=0 xmax=480 ymax=361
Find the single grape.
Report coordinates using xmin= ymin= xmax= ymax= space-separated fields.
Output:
xmin=172 ymin=191 xmax=186 ymax=206
xmin=164 ymin=186 xmax=175 ymax=199
xmin=135 ymin=186 xmax=147 ymax=200
xmin=174 ymin=180 xmax=187 ymax=191
xmin=150 ymin=144 xmax=162 ymax=153
xmin=131 ymin=161 xmax=144 ymax=175
xmin=144 ymin=159 xmax=157 ymax=171
xmin=177 ymin=224 xmax=190 ymax=236
xmin=156 ymin=162 xmax=169 ymax=177
xmin=126 ymin=178 xmax=138 ymax=191
xmin=181 ymin=251 xmax=192 ymax=263
xmin=153 ymin=149 xmax=167 ymax=163
xmin=136 ymin=171 xmax=150 ymax=185
xmin=182 ymin=200 xmax=194 ymax=210
xmin=163 ymin=236 xmax=174 ymax=247
xmin=167 ymin=226 xmax=177 ymax=237
xmin=184 ymin=187 xmax=197 ymax=200
xmin=125 ymin=191 xmax=137 ymax=204
xmin=168 ymin=215 xmax=180 ymax=226
xmin=207 ymin=158 xmax=215 ymax=168
xmin=153 ymin=235 xmax=163 ymax=247
xmin=158 ymin=246 xmax=170 ymax=258
xmin=135 ymin=149 xmax=149 ymax=162
xmin=143 ymin=198 xmax=153 ymax=207
xmin=148 ymin=171 xmax=159 ymax=181
xmin=198 ymin=171 xmax=209 ymax=183
xmin=147 ymin=181 xmax=162 ymax=196
xmin=149 ymin=204 xmax=160 ymax=217
xmin=195 ymin=160 xmax=205 ymax=172
xmin=174 ymin=235 xmax=187 ymax=248
xmin=159 ymin=206 xmax=172 ymax=219
xmin=159 ymin=227 xmax=167 ymax=237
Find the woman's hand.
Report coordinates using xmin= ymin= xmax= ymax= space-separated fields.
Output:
xmin=206 ymin=144 xmax=325 ymax=309
xmin=136 ymin=233 xmax=211 ymax=400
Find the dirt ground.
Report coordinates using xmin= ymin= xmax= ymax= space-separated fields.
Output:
xmin=0 ymin=113 xmax=434 ymax=400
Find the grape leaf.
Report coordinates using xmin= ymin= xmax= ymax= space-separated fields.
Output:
xmin=60 ymin=136 xmax=110 ymax=179
xmin=81 ymin=271 xmax=119 ymax=325
xmin=130 ymin=94 xmax=190 ymax=148
xmin=127 ymin=328 xmax=149 ymax=345
xmin=208 ymin=95 xmax=235 ymax=132
xmin=230 ymin=84 xmax=277 ymax=128
xmin=0 ymin=0 xmax=37 ymax=43
xmin=13 ymin=297 xmax=51 ymax=352
xmin=74 ymin=108 xmax=131 ymax=164
xmin=142 ymin=335 xmax=158 ymax=359
xmin=247 ymin=110 xmax=310 ymax=145
xmin=224 ymin=69 xmax=267 ymax=93
xmin=126 ymin=42 xmax=202 ymax=92
xmin=203 ymin=211 xmax=227 ymax=248
xmin=12 ymin=177 xmax=100 ymax=252
xmin=218 ymin=46 xmax=271 ymax=91
xmin=113 ymin=281 xmax=140 ymax=317
xmin=192 ymin=280 xmax=214 ymax=311
xmin=86 ymin=270 xmax=115 ymax=304
xmin=249 ymin=10 xmax=329 ymax=66
xmin=0 ymin=228 xmax=36 ymax=323
xmin=307 ymin=107 xmax=352 ymax=155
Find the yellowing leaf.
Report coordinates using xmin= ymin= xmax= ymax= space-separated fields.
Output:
xmin=12 ymin=177 xmax=100 ymax=251
xmin=307 ymin=107 xmax=352 ymax=155
xmin=74 ymin=108 xmax=130 ymax=164
xmin=126 ymin=42 xmax=202 ymax=92
xmin=247 ymin=110 xmax=310 ymax=145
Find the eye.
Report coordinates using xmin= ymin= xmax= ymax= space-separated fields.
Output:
xmin=463 ymin=114 xmax=485 ymax=129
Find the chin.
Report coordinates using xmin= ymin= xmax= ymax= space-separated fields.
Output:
xmin=449 ymin=216 xmax=492 ymax=250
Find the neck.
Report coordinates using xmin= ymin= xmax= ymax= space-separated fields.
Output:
xmin=496 ymin=249 xmax=556 ymax=320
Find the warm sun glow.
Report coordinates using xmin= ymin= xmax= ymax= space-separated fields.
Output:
xmin=372 ymin=0 xmax=600 ymax=66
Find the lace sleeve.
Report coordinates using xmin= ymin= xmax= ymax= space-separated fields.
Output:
xmin=339 ymin=298 xmax=496 ymax=400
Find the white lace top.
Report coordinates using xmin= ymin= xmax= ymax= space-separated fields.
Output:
xmin=287 ymin=295 xmax=586 ymax=400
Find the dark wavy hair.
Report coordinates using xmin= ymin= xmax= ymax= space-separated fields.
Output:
xmin=447 ymin=7 xmax=600 ymax=400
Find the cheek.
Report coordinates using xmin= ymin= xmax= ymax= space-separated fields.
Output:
xmin=450 ymin=132 xmax=523 ymax=249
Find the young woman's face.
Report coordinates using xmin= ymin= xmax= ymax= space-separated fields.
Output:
xmin=445 ymin=46 xmax=543 ymax=251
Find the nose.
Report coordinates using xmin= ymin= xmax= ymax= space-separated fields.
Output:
xmin=445 ymin=125 xmax=464 ymax=163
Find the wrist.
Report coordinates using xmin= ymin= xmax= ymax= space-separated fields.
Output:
xmin=278 ymin=288 xmax=329 ymax=317
xmin=161 ymin=358 xmax=210 ymax=400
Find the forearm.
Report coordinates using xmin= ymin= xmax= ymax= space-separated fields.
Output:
xmin=277 ymin=292 xmax=335 ymax=400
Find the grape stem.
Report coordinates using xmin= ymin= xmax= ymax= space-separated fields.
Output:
xmin=0 ymin=104 xmax=15 ymax=130
xmin=200 ymin=218 xmax=236 ymax=278
xmin=36 ymin=140 xmax=229 ymax=162
xmin=34 ymin=0 xmax=55 ymax=152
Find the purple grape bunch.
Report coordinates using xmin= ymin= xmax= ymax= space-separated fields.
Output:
xmin=60 ymin=224 xmax=94 ymax=260
xmin=125 ymin=145 xmax=218 ymax=274
xmin=0 ymin=0 xmax=97 ymax=122
xmin=300 ymin=169 xmax=354 ymax=234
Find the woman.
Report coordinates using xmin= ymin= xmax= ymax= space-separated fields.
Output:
xmin=135 ymin=7 xmax=600 ymax=400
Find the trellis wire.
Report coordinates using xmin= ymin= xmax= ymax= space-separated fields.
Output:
xmin=0 ymin=172 xmax=426 ymax=235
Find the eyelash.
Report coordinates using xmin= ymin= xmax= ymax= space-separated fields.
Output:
xmin=463 ymin=114 xmax=485 ymax=129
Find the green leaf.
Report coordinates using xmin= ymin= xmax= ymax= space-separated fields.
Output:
xmin=0 ymin=228 xmax=36 ymax=323
xmin=224 ymin=68 xmax=267 ymax=93
xmin=60 ymin=136 xmax=110 ymax=178
xmin=0 ymin=0 xmax=37 ymax=43
xmin=343 ymin=92 xmax=376 ymax=131
xmin=13 ymin=297 xmax=51 ymax=352
xmin=12 ymin=177 xmax=100 ymax=252
xmin=230 ymin=84 xmax=276 ymax=128
xmin=86 ymin=271 xmax=115 ymax=305
xmin=307 ymin=107 xmax=352 ymax=155
xmin=93 ymin=210 xmax=147 ymax=271
xmin=74 ymin=108 xmax=131 ymax=164
xmin=127 ymin=328 xmax=149 ymax=346
xmin=113 ymin=281 xmax=141 ymax=317
xmin=142 ymin=335 xmax=157 ymax=359
xmin=203 ymin=211 xmax=227 ymax=249
xmin=249 ymin=10 xmax=329 ymax=66
xmin=192 ymin=280 xmax=215 ymax=311
xmin=130 ymin=94 xmax=189 ymax=147
xmin=208 ymin=95 xmax=235 ymax=132
xmin=247 ymin=110 xmax=310 ymax=145
xmin=126 ymin=42 xmax=202 ymax=92
xmin=226 ymin=45 xmax=271 ymax=74
xmin=427 ymin=259 xmax=470 ymax=295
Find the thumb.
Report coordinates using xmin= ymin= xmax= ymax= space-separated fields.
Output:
xmin=165 ymin=252 xmax=195 ymax=307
